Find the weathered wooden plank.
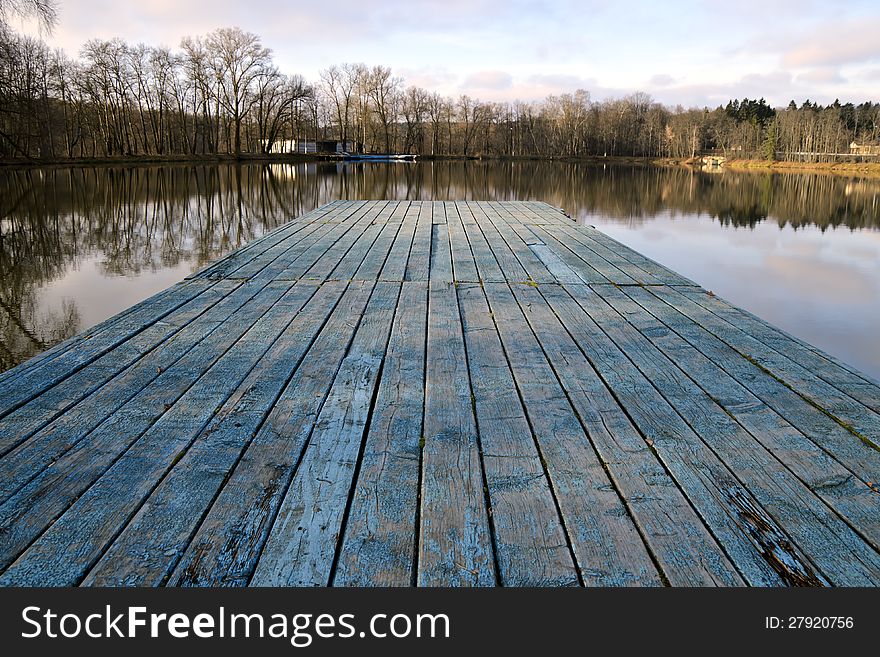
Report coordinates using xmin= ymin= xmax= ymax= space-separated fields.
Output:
xmin=0 ymin=279 xmax=241 ymax=460
xmin=608 ymin=284 xmax=880 ymax=521
xmin=82 ymin=281 xmax=345 ymax=586
xmin=497 ymin=282 xmax=744 ymax=585
xmin=480 ymin=203 xmax=556 ymax=283
xmin=0 ymin=279 xmax=261 ymax=501
xmin=446 ymin=203 xmax=480 ymax=283
xmin=569 ymin=283 xmax=880 ymax=585
xmin=334 ymin=282 xmax=427 ymax=586
xmin=354 ymin=215 xmax=405 ymax=280
xmin=0 ymin=279 xmax=306 ymax=583
xmin=537 ymin=223 xmax=637 ymax=285
xmin=527 ymin=225 xmax=612 ymax=284
xmin=457 ymin=282 xmax=579 ymax=586
xmin=600 ymin=284 xmax=880 ymax=554
xmin=534 ymin=282 xmax=825 ymax=585
xmin=405 ymin=202 xmax=432 ymax=282
xmin=460 ymin=202 xmax=505 ymax=282
xmin=482 ymin=282 xmax=662 ymax=586
xmin=548 ymin=220 xmax=662 ymax=285
xmin=0 ymin=276 xmax=191 ymax=386
xmin=247 ymin=202 xmax=376 ymax=284
xmin=250 ymin=282 xmax=401 ymax=586
xmin=0 ymin=202 xmax=362 ymax=432
xmin=431 ymin=201 xmax=446 ymax=224
xmin=378 ymin=202 xmax=419 ymax=282
xmin=300 ymin=202 xmax=387 ymax=281
xmin=429 ymin=219 xmax=453 ymax=284
xmin=3 ymin=200 xmax=879 ymax=588
xmin=680 ymin=287 xmax=880 ymax=412
xmin=187 ymin=201 xmax=348 ymax=281
xmin=470 ymin=204 xmax=528 ymax=282
xmin=0 ymin=278 xmax=219 ymax=419
xmin=650 ymin=286 xmax=880 ymax=449
xmin=234 ymin=211 xmax=355 ymax=282
xmin=328 ymin=223 xmax=384 ymax=280
xmin=519 ymin=202 xmax=695 ymax=285
xmin=168 ymin=281 xmax=376 ymax=586
xmin=520 ymin=201 xmax=571 ymax=226
xmin=580 ymin=225 xmax=697 ymax=286
xmin=418 ymin=281 xmax=495 ymax=586
xmin=205 ymin=202 xmax=355 ymax=281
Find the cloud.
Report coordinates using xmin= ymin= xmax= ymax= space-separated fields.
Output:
xmin=780 ymin=18 xmax=880 ymax=67
xmin=14 ymin=0 xmax=880 ymax=108
xmin=796 ymin=67 xmax=847 ymax=85
xmin=648 ymin=74 xmax=676 ymax=87
xmin=525 ymin=73 xmax=597 ymax=92
xmin=398 ymin=66 xmax=457 ymax=91
xmin=642 ymin=71 xmax=813 ymax=108
xmin=461 ymin=70 xmax=514 ymax=91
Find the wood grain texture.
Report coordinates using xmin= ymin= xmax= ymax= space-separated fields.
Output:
xmin=333 ymin=282 xmax=427 ymax=586
xmin=0 ymin=200 xmax=877 ymax=587
xmin=418 ymin=281 xmax=495 ymax=586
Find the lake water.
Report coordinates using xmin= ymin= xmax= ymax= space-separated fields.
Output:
xmin=1 ymin=161 xmax=878 ymax=380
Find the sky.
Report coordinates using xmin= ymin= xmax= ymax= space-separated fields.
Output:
xmin=15 ymin=0 xmax=880 ymax=108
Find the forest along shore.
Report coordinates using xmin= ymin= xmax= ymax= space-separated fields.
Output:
xmin=2 ymin=26 xmax=879 ymax=166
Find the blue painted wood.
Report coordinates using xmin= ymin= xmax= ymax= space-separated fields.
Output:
xmin=576 ymin=283 xmax=880 ymax=584
xmin=481 ymin=282 xmax=662 ymax=586
xmin=0 ymin=279 xmax=253 ymax=502
xmin=354 ymin=218 xmax=404 ymax=280
xmin=480 ymin=203 xmax=556 ymax=284
xmin=82 ymin=281 xmax=345 ymax=586
xmin=460 ymin=202 xmax=505 ymax=282
xmin=379 ymin=202 xmax=419 ymax=282
xmin=0 ymin=280 xmax=241 ymax=460
xmin=472 ymin=205 xmax=528 ymax=282
xmin=534 ymin=282 xmax=808 ymax=585
xmin=458 ymin=282 xmax=580 ymax=586
xmin=204 ymin=204 xmax=343 ymax=280
xmin=536 ymin=222 xmax=637 ymax=285
xmin=418 ymin=281 xmax=495 ymax=586
xmin=501 ymin=282 xmax=745 ymax=586
xmin=528 ymin=225 xmax=616 ymax=284
xmin=251 ymin=282 xmax=401 ymax=585
xmin=2 ymin=200 xmax=878 ymax=588
xmin=168 ymin=282 xmax=377 ymax=586
xmin=0 ymin=280 xmax=301 ymax=582
xmin=447 ymin=203 xmax=480 ymax=283
xmin=334 ymin=282 xmax=427 ymax=586
xmin=429 ymin=217 xmax=453 ymax=284
xmin=405 ymin=202 xmax=431 ymax=282
xmin=679 ymin=287 xmax=880 ymax=412
xmin=187 ymin=201 xmax=348 ymax=281
xmin=0 ymin=278 xmax=218 ymax=419
xmin=650 ymin=286 xmax=880 ymax=449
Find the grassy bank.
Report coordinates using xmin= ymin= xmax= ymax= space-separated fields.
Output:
xmin=719 ymin=158 xmax=880 ymax=177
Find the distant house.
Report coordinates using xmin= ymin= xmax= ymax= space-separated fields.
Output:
xmin=263 ymin=139 xmax=358 ymax=154
xmin=849 ymin=141 xmax=880 ymax=156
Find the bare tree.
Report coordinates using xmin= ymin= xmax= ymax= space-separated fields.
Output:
xmin=0 ymin=0 xmax=58 ymax=31
xmin=366 ymin=65 xmax=401 ymax=153
xmin=205 ymin=27 xmax=271 ymax=157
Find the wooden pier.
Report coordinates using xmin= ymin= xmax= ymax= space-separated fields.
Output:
xmin=0 ymin=200 xmax=878 ymax=587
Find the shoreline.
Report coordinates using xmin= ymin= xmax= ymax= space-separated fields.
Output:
xmin=2 ymin=153 xmax=880 ymax=177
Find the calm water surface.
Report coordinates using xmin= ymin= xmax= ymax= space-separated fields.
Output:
xmin=1 ymin=161 xmax=878 ymax=380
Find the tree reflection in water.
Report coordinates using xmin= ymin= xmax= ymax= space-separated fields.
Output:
xmin=1 ymin=161 xmax=878 ymax=372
